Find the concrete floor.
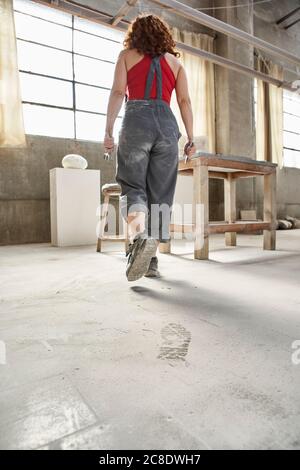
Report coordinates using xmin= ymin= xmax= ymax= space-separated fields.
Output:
xmin=0 ymin=230 xmax=300 ymax=450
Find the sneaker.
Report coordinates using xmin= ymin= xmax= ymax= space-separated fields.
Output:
xmin=144 ymin=256 xmax=160 ymax=278
xmin=126 ymin=234 xmax=157 ymax=281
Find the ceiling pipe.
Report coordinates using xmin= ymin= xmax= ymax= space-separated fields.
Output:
xmin=33 ymin=0 xmax=299 ymax=91
xmin=177 ymin=41 xmax=295 ymax=91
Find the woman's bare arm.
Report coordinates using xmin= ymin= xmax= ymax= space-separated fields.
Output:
xmin=105 ymin=50 xmax=127 ymax=138
xmin=175 ymin=65 xmax=194 ymax=142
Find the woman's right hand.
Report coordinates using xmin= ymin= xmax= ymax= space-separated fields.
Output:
xmin=104 ymin=133 xmax=115 ymax=154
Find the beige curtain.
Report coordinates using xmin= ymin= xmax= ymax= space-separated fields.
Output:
xmin=170 ymin=27 xmax=215 ymax=153
xmin=256 ymin=55 xmax=283 ymax=168
xmin=0 ymin=0 xmax=26 ymax=147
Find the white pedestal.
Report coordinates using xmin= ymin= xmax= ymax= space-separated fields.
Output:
xmin=50 ymin=168 xmax=100 ymax=247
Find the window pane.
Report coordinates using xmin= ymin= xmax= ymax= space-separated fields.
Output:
xmin=13 ymin=0 xmax=72 ymax=26
xmin=76 ymin=84 xmax=109 ymax=113
xmin=283 ymin=131 xmax=300 ymax=151
xmin=284 ymin=113 xmax=300 ymax=134
xmin=75 ymin=84 xmax=124 ymax=116
xmin=283 ymin=97 xmax=300 ymax=117
xmin=284 ymin=89 xmax=300 ymax=103
xmin=17 ymin=41 xmax=73 ymax=79
xmin=14 ymin=12 xmax=72 ymax=50
xmin=283 ymin=148 xmax=300 ymax=169
xmin=74 ymin=30 xmax=122 ymax=61
xmin=76 ymin=112 xmax=122 ymax=142
xmin=74 ymin=55 xmax=115 ymax=88
xmin=23 ymin=104 xmax=74 ymax=138
xmin=74 ymin=16 xmax=124 ymax=43
xmin=20 ymin=73 xmax=73 ymax=107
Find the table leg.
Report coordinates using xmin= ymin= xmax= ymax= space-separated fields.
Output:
xmin=224 ymin=174 xmax=237 ymax=246
xmin=263 ymin=171 xmax=276 ymax=250
xmin=193 ymin=164 xmax=209 ymax=259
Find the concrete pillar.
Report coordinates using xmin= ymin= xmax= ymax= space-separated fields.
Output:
xmin=214 ymin=0 xmax=256 ymax=219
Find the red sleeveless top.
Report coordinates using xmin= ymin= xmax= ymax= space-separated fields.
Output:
xmin=126 ymin=54 xmax=176 ymax=105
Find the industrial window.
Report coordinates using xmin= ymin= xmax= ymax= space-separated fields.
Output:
xmin=13 ymin=0 xmax=125 ymax=141
xmin=254 ymin=79 xmax=300 ymax=169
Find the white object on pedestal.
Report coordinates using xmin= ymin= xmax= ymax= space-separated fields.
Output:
xmin=50 ymin=168 xmax=100 ymax=246
xmin=62 ymin=154 xmax=88 ymax=169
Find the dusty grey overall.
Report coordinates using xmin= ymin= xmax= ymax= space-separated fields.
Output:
xmin=116 ymin=53 xmax=182 ymax=242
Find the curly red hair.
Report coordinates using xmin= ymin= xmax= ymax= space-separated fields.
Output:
xmin=123 ymin=14 xmax=180 ymax=58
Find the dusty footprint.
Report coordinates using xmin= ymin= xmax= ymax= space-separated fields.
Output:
xmin=158 ymin=322 xmax=191 ymax=361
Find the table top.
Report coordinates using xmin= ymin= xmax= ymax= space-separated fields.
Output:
xmin=178 ymin=151 xmax=277 ymax=175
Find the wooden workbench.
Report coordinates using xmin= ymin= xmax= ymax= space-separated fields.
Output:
xmin=161 ymin=152 xmax=277 ymax=260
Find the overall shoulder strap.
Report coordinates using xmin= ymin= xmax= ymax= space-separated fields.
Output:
xmin=143 ymin=54 xmax=163 ymax=100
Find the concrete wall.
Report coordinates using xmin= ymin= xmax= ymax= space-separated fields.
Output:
xmin=253 ymin=0 xmax=300 ymax=219
xmin=0 ymin=135 xmax=116 ymax=244
xmin=213 ymin=0 xmax=256 ymax=220
xmin=255 ymin=167 xmax=300 ymax=220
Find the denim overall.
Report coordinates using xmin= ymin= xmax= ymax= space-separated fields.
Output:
xmin=116 ymin=53 xmax=182 ymax=242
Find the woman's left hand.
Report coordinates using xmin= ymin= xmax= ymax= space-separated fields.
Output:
xmin=184 ymin=141 xmax=196 ymax=161
xmin=104 ymin=133 xmax=115 ymax=154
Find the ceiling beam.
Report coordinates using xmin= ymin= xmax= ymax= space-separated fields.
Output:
xmin=284 ymin=18 xmax=300 ymax=30
xmin=149 ymin=0 xmax=300 ymax=67
xmin=45 ymin=0 xmax=132 ymax=26
xmin=276 ymin=6 xmax=300 ymax=25
xmin=110 ymin=0 xmax=139 ymax=26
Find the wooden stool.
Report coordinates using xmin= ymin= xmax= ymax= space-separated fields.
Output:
xmin=96 ymin=183 xmax=128 ymax=252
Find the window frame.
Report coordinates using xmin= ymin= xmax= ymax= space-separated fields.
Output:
xmin=13 ymin=2 xmax=124 ymax=141
xmin=253 ymin=78 xmax=300 ymax=169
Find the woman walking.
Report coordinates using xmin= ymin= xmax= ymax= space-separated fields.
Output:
xmin=104 ymin=14 xmax=195 ymax=281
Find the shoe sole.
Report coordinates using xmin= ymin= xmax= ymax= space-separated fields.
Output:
xmin=126 ymin=238 xmax=157 ymax=282
xmin=144 ymin=269 xmax=161 ymax=278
